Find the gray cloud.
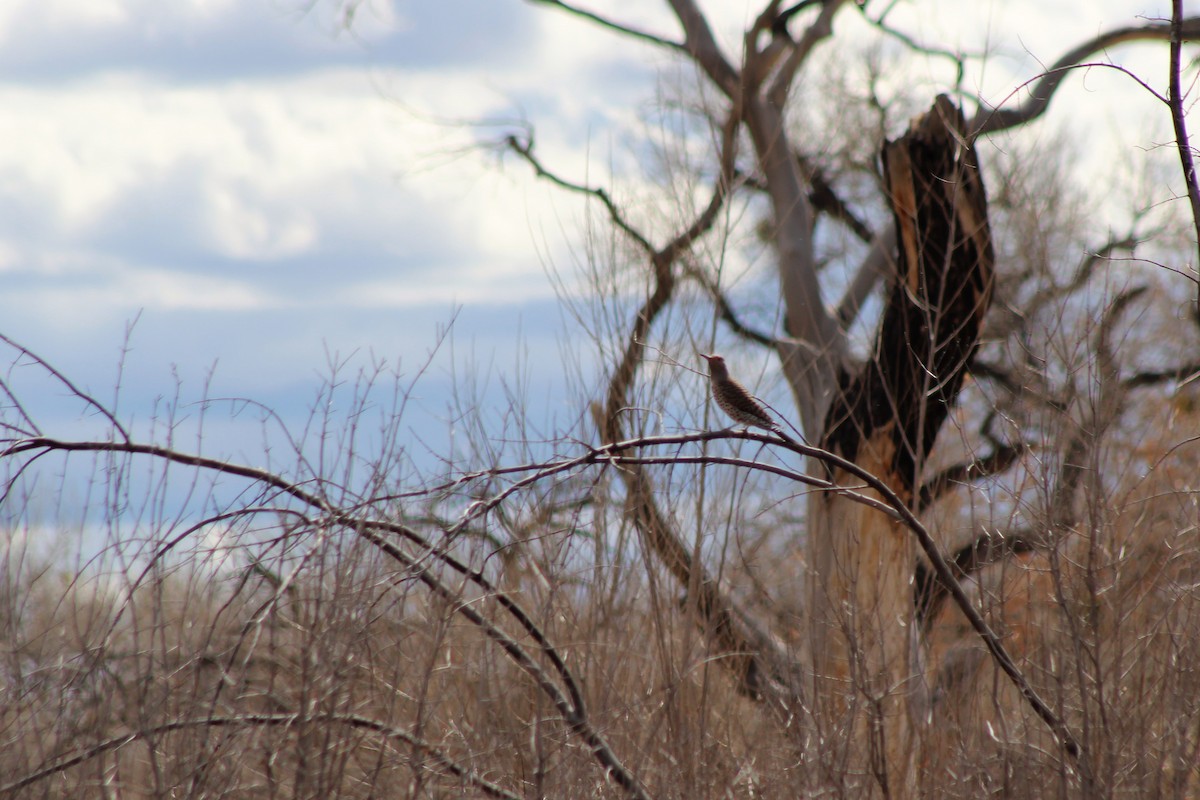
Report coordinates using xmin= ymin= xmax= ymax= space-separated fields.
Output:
xmin=0 ymin=0 xmax=537 ymax=84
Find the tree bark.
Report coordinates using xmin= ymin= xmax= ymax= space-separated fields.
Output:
xmin=808 ymin=95 xmax=995 ymax=797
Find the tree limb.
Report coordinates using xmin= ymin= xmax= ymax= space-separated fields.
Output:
xmin=917 ymin=442 xmax=1024 ymax=512
xmin=666 ymin=0 xmax=740 ymax=96
xmin=1124 ymin=362 xmax=1200 ymax=389
xmin=972 ymin=17 xmax=1200 ymax=135
xmin=686 ymin=265 xmax=779 ymax=347
xmin=914 ymin=528 xmax=1040 ymax=628
xmin=801 ymin=154 xmax=875 ymax=244
xmin=527 ymin=0 xmax=687 ymax=54
xmin=0 ymin=433 xmax=649 ymax=799
xmin=506 ymin=92 xmax=798 ymax=705
xmin=835 ymin=225 xmax=895 ymax=327
xmin=766 ymin=0 xmax=847 ymax=107
xmin=0 ymin=425 xmax=1085 ymax=775
xmin=1167 ymin=0 xmax=1200 ymax=327
xmin=505 ymin=133 xmax=654 ymax=254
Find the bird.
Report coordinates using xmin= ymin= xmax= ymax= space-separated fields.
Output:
xmin=699 ymin=353 xmax=792 ymax=441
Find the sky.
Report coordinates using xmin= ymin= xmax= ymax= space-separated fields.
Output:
xmin=0 ymin=0 xmax=1194 ymax=490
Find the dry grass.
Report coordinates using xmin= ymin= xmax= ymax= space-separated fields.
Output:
xmin=2 ymin=416 xmax=1199 ymax=799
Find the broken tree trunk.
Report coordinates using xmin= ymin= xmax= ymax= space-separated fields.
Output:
xmin=808 ymin=95 xmax=994 ymax=798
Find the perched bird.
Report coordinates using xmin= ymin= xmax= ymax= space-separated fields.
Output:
xmin=700 ymin=353 xmax=789 ymax=439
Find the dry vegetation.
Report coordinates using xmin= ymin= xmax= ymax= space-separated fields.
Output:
xmin=2 ymin=385 xmax=1199 ymax=797
xmin=5 ymin=1 xmax=1200 ymax=798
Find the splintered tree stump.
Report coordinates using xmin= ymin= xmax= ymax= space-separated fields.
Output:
xmin=808 ymin=95 xmax=994 ymax=798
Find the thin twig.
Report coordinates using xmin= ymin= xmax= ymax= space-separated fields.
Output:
xmin=527 ymin=0 xmax=686 ymax=54
xmin=0 ymin=333 xmax=131 ymax=443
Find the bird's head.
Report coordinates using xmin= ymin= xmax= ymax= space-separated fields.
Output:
xmin=700 ymin=353 xmax=727 ymax=376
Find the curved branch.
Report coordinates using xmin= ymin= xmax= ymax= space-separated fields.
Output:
xmin=578 ymin=100 xmax=807 ymax=705
xmin=505 ymin=134 xmax=655 ymax=254
xmin=972 ymin=17 xmax=1200 ymax=135
xmin=802 ymin=157 xmax=875 ymax=245
xmin=916 ymin=440 xmax=1024 ymax=512
xmin=914 ymin=528 xmax=1040 ymax=628
xmin=0 ymin=433 xmax=646 ymax=798
xmin=528 ymin=0 xmax=686 ymax=54
xmin=687 ymin=266 xmax=778 ymax=347
xmin=1 ymin=713 xmax=521 ymax=799
xmin=356 ymin=522 xmax=651 ymax=800
xmin=0 ymin=333 xmax=130 ymax=444
xmin=2 ymin=413 xmax=1084 ymax=773
xmin=1125 ymin=362 xmax=1200 ymax=389
xmin=666 ymin=0 xmax=740 ymax=96
xmin=766 ymin=0 xmax=847 ymax=106
xmin=409 ymin=426 xmax=1085 ymax=769
xmin=864 ymin=9 xmax=974 ymax=77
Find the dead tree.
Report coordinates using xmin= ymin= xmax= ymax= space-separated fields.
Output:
xmin=809 ymin=95 xmax=994 ymax=793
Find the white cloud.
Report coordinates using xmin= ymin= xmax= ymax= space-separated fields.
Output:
xmin=0 ymin=69 xmax=543 ymax=312
xmin=0 ymin=0 xmax=1190 ymax=458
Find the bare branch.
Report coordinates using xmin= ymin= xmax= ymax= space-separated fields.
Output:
xmin=601 ymin=117 xmax=738 ymax=430
xmin=972 ymin=17 xmax=1200 ymax=135
xmin=914 ymin=528 xmax=1040 ymax=628
xmin=967 ymin=356 xmax=1024 ymax=396
xmin=770 ymin=0 xmax=823 ymax=37
xmin=3 ymin=714 xmax=524 ymax=799
xmin=1050 ymin=287 xmax=1148 ymax=533
xmin=986 ymin=233 xmax=1140 ymax=344
xmin=0 ymin=332 xmax=131 ymax=443
xmin=359 ymin=522 xmax=652 ymax=800
xmin=917 ymin=442 xmax=1024 ymax=512
xmin=835 ymin=225 xmax=895 ymax=327
xmin=801 ymin=154 xmax=875 ymax=244
xmin=527 ymin=0 xmax=686 ymax=54
xmin=863 ymin=9 xmax=973 ymax=79
xmin=1168 ymin=0 xmax=1200 ymax=325
xmin=0 ymin=431 xmax=652 ymax=796
xmin=1 ymin=419 xmax=1082 ymax=776
xmin=686 ymin=266 xmax=779 ymax=347
xmin=665 ymin=0 xmax=740 ymax=96
xmin=437 ymin=424 xmax=1086 ymax=768
xmin=505 ymin=133 xmax=655 ymax=255
xmin=766 ymin=0 xmax=848 ymax=106
xmin=1124 ymin=361 xmax=1200 ymax=388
